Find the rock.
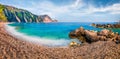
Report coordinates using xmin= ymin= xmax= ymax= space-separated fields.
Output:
xmin=116 ymin=35 xmax=120 ymax=44
xmin=69 ymin=27 xmax=87 ymax=43
xmin=75 ymin=27 xmax=85 ymax=35
xmin=98 ymin=36 xmax=107 ymax=41
xmin=40 ymin=15 xmax=54 ymax=23
xmin=78 ymin=36 xmax=86 ymax=43
xmin=69 ymin=31 xmax=77 ymax=39
xmin=69 ymin=41 xmax=79 ymax=47
xmin=99 ymin=29 xmax=110 ymax=36
xmin=91 ymin=23 xmax=120 ymax=28
xmin=69 ymin=27 xmax=120 ymax=44
xmin=91 ymin=23 xmax=96 ymax=26
xmin=69 ymin=27 xmax=85 ymax=39
xmin=85 ymin=30 xmax=98 ymax=43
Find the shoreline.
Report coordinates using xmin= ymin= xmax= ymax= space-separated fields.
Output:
xmin=5 ymin=24 xmax=71 ymax=47
xmin=1 ymin=22 xmax=120 ymax=59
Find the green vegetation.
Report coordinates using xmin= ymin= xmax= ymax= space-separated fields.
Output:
xmin=0 ymin=4 xmax=51 ymax=23
xmin=0 ymin=4 xmax=7 ymax=22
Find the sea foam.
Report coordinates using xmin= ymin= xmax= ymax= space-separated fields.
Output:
xmin=5 ymin=24 xmax=74 ymax=47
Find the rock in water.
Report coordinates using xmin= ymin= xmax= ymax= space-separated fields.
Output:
xmin=69 ymin=27 xmax=87 ymax=43
xmin=69 ymin=27 xmax=120 ymax=44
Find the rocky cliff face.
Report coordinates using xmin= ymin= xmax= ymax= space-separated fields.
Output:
xmin=39 ymin=15 xmax=57 ymax=23
xmin=0 ymin=4 xmax=56 ymax=23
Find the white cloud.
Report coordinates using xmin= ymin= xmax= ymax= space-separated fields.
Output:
xmin=2 ymin=0 xmax=119 ymax=22
xmin=71 ymin=0 xmax=83 ymax=8
xmin=86 ymin=3 xmax=120 ymax=14
xmin=23 ymin=0 xmax=85 ymax=18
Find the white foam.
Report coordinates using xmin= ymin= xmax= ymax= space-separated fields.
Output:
xmin=5 ymin=24 xmax=72 ymax=47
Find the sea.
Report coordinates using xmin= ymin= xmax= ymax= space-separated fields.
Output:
xmin=5 ymin=22 xmax=120 ymax=47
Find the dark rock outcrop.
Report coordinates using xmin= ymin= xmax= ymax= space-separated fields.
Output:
xmin=91 ymin=23 xmax=120 ymax=28
xmin=69 ymin=27 xmax=120 ymax=44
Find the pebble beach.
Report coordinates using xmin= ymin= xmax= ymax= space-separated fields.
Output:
xmin=0 ymin=23 xmax=120 ymax=59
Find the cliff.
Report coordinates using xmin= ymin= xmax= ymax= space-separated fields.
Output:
xmin=0 ymin=4 xmax=56 ymax=23
xmin=40 ymin=15 xmax=57 ymax=23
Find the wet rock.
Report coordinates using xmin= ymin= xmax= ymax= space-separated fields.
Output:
xmin=69 ymin=27 xmax=120 ymax=44
xmin=69 ymin=31 xmax=77 ymax=39
xmin=69 ymin=27 xmax=87 ymax=43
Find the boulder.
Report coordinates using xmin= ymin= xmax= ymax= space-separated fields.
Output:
xmin=69 ymin=27 xmax=85 ymax=39
xmin=69 ymin=27 xmax=120 ymax=44
xmin=75 ymin=27 xmax=85 ymax=36
xmin=99 ymin=29 xmax=110 ymax=36
xmin=69 ymin=31 xmax=77 ymax=39
xmin=85 ymin=30 xmax=98 ymax=43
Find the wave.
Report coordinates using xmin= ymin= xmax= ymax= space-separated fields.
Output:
xmin=5 ymin=24 xmax=75 ymax=47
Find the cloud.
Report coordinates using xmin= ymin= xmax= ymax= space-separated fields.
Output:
xmin=1 ymin=0 xmax=119 ymax=22
xmin=71 ymin=0 xmax=83 ymax=8
xmin=24 ymin=0 xmax=85 ymax=18
xmin=86 ymin=3 xmax=120 ymax=14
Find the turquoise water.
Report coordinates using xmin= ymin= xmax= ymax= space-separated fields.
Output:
xmin=7 ymin=22 xmax=120 ymax=47
xmin=8 ymin=22 xmax=120 ymax=40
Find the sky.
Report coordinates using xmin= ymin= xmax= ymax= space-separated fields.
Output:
xmin=0 ymin=0 xmax=120 ymax=22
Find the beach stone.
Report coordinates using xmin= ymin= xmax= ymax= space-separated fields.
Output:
xmin=1 ymin=23 xmax=120 ymax=59
xmin=69 ymin=41 xmax=79 ymax=47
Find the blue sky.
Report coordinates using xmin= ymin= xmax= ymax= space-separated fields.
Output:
xmin=0 ymin=0 xmax=120 ymax=22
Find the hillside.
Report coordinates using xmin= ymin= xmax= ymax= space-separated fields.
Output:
xmin=0 ymin=4 xmax=56 ymax=23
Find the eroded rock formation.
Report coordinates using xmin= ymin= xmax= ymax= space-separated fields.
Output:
xmin=69 ymin=27 xmax=120 ymax=44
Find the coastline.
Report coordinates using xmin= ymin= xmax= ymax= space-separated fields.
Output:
xmin=1 ymin=23 xmax=120 ymax=59
xmin=5 ymin=24 xmax=71 ymax=47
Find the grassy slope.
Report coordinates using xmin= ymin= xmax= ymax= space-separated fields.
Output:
xmin=0 ymin=4 xmax=7 ymax=22
xmin=0 ymin=4 xmax=40 ymax=22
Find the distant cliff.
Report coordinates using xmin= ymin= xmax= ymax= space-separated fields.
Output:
xmin=0 ymin=4 xmax=57 ymax=23
xmin=40 ymin=15 xmax=57 ymax=23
